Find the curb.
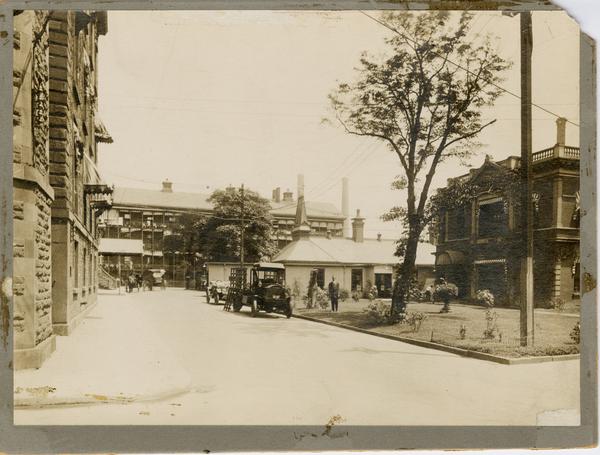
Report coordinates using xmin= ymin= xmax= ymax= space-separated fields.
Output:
xmin=14 ymin=383 xmax=192 ymax=410
xmin=293 ymin=314 xmax=580 ymax=365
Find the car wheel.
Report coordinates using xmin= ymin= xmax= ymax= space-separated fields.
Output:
xmin=250 ymin=299 xmax=258 ymax=317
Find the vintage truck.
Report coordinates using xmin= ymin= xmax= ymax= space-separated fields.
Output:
xmin=226 ymin=263 xmax=293 ymax=318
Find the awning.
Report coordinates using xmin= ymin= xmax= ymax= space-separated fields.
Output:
xmin=435 ymin=250 xmax=466 ymax=266
xmin=474 ymin=258 xmax=506 ymax=265
xmin=99 ymin=238 xmax=143 ymax=255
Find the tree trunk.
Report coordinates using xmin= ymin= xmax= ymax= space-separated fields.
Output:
xmin=392 ymin=221 xmax=421 ymax=317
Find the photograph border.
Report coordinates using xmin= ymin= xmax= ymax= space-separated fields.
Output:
xmin=0 ymin=0 xmax=596 ymax=451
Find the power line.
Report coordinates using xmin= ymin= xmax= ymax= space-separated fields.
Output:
xmin=357 ymin=10 xmax=580 ymax=128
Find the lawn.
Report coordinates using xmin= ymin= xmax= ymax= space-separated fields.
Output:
xmin=296 ymin=299 xmax=580 ymax=358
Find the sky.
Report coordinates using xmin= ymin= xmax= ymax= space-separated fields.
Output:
xmin=97 ymin=9 xmax=580 ymax=238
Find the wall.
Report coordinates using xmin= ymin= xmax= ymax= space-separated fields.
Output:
xmin=13 ymin=12 xmax=56 ymax=369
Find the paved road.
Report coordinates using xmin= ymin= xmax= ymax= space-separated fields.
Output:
xmin=15 ymin=289 xmax=580 ymax=425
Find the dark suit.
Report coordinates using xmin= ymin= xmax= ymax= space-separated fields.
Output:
xmin=328 ymin=281 xmax=340 ymax=312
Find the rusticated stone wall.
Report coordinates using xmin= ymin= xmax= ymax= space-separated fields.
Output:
xmin=34 ymin=188 xmax=53 ymax=345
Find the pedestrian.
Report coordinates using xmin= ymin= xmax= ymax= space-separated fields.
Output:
xmin=328 ymin=276 xmax=340 ymax=312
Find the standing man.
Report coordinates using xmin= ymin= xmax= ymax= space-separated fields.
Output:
xmin=328 ymin=276 xmax=340 ymax=312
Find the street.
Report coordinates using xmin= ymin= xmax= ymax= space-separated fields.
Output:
xmin=15 ymin=289 xmax=580 ymax=426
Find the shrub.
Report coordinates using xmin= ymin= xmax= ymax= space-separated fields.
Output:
xmin=570 ymin=321 xmax=580 ymax=344
xmin=314 ymin=287 xmax=330 ymax=310
xmin=403 ymin=311 xmax=428 ymax=332
xmin=550 ymin=297 xmax=566 ymax=312
xmin=364 ymin=280 xmax=376 ymax=300
xmin=483 ymin=309 xmax=500 ymax=340
xmin=459 ymin=324 xmax=467 ymax=340
xmin=363 ymin=300 xmax=391 ymax=326
xmin=351 ymin=290 xmax=361 ymax=302
xmin=476 ymin=289 xmax=495 ymax=308
xmin=339 ymin=288 xmax=350 ymax=302
xmin=434 ymin=282 xmax=458 ymax=303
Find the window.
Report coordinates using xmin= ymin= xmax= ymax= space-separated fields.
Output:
xmin=315 ymin=268 xmax=325 ymax=289
xmin=447 ymin=205 xmax=469 ymax=240
xmin=478 ymin=200 xmax=508 ymax=238
xmin=351 ymin=268 xmax=363 ymax=291
xmin=83 ymin=247 xmax=87 ymax=286
xmin=74 ymin=241 xmax=80 ymax=288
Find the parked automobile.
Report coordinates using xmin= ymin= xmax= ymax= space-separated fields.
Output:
xmin=228 ymin=263 xmax=292 ymax=318
xmin=207 ymin=280 xmax=230 ymax=304
xmin=142 ymin=269 xmax=167 ymax=290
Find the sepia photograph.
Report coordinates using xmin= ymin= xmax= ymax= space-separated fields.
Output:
xmin=2 ymin=0 xmax=597 ymax=448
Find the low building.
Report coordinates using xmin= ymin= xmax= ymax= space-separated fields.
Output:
xmin=433 ymin=119 xmax=580 ymax=307
xmin=272 ymin=196 xmax=435 ymax=298
xmin=98 ymin=176 xmax=347 ymax=286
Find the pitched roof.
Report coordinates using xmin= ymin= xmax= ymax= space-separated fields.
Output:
xmin=273 ymin=237 xmax=436 ymax=266
xmin=111 ymin=186 xmax=343 ymax=218
xmin=112 ymin=187 xmax=213 ymax=211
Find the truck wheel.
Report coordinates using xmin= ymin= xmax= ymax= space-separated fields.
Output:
xmin=250 ymin=300 xmax=258 ymax=318
xmin=233 ymin=300 xmax=242 ymax=312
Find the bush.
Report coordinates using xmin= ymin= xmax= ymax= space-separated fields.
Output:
xmin=314 ymin=287 xmax=330 ymax=310
xmin=403 ymin=311 xmax=428 ymax=332
xmin=339 ymin=288 xmax=350 ymax=302
xmin=483 ymin=309 xmax=501 ymax=340
xmin=434 ymin=282 xmax=458 ymax=303
xmin=570 ymin=321 xmax=580 ymax=344
xmin=363 ymin=300 xmax=392 ymax=325
xmin=351 ymin=290 xmax=361 ymax=302
xmin=364 ymin=280 xmax=376 ymax=300
xmin=459 ymin=324 xmax=467 ymax=340
xmin=476 ymin=289 xmax=495 ymax=308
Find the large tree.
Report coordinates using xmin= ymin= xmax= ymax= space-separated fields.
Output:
xmin=329 ymin=11 xmax=511 ymax=315
xmin=203 ymin=187 xmax=276 ymax=263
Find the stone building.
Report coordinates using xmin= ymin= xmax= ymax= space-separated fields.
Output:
xmin=98 ymin=176 xmax=347 ymax=286
xmin=13 ymin=11 xmax=111 ymax=369
xmin=271 ymin=196 xmax=436 ymax=298
xmin=13 ymin=11 xmax=55 ymax=369
xmin=433 ymin=119 xmax=580 ymax=307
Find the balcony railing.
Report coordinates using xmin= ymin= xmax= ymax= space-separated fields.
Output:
xmin=532 ymin=145 xmax=580 ymax=163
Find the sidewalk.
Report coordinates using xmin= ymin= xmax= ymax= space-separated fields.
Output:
xmin=14 ymin=290 xmax=192 ymax=408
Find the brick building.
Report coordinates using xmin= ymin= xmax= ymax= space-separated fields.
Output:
xmin=98 ymin=176 xmax=347 ymax=286
xmin=433 ymin=119 xmax=580 ymax=307
xmin=13 ymin=11 xmax=111 ymax=369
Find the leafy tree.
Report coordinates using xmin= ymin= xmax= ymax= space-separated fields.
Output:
xmin=328 ymin=11 xmax=511 ymax=315
xmin=203 ymin=187 xmax=276 ymax=262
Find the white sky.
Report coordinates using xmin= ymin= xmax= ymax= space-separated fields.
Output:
xmin=97 ymin=10 xmax=580 ymax=238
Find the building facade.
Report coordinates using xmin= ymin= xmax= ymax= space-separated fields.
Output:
xmin=13 ymin=11 xmax=111 ymax=369
xmin=272 ymin=197 xmax=435 ymax=299
xmin=433 ymin=119 xmax=580 ymax=307
xmin=98 ymin=177 xmax=347 ymax=286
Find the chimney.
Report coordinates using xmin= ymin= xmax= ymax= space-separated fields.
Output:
xmin=292 ymin=195 xmax=311 ymax=241
xmin=342 ymin=177 xmax=350 ymax=237
xmin=283 ymin=189 xmax=293 ymax=202
xmin=297 ymin=174 xmax=305 ymax=199
xmin=352 ymin=209 xmax=365 ymax=243
xmin=556 ymin=117 xmax=567 ymax=146
xmin=162 ymin=179 xmax=173 ymax=193
xmin=272 ymin=187 xmax=281 ymax=203
xmin=377 ymin=233 xmax=382 ymax=241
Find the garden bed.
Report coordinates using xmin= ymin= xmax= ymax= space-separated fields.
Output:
xmin=296 ymin=299 xmax=580 ymax=358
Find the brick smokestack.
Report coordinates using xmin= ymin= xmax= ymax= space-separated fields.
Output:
xmin=297 ymin=174 xmax=305 ymax=199
xmin=162 ymin=179 xmax=173 ymax=193
xmin=352 ymin=209 xmax=365 ymax=243
xmin=342 ymin=177 xmax=350 ymax=237
xmin=556 ymin=117 xmax=567 ymax=146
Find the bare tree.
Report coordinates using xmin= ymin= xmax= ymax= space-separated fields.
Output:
xmin=328 ymin=11 xmax=511 ymax=315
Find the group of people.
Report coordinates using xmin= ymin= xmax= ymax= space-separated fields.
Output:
xmin=126 ymin=273 xmax=144 ymax=293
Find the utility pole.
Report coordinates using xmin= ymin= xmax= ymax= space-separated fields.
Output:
xmin=240 ymin=184 xmax=245 ymax=268
xmin=519 ymin=11 xmax=534 ymax=346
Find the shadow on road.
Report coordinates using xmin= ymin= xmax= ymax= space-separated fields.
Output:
xmin=339 ymin=346 xmax=456 ymax=358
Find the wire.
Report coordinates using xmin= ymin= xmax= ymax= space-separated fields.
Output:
xmin=357 ymin=10 xmax=580 ymax=128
